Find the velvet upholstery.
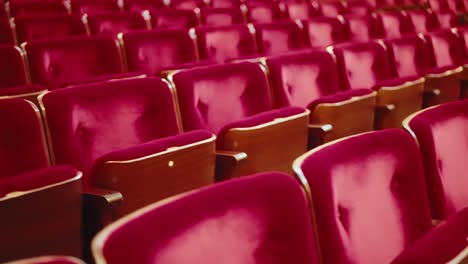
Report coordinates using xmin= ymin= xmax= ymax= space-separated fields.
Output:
xmin=150 ymin=9 xmax=198 ymax=30
xmin=25 ymin=36 xmax=124 ymax=90
xmin=86 ymin=12 xmax=148 ymax=36
xmin=40 ymin=77 xmax=181 ymax=186
xmin=200 ymin=8 xmax=245 ymax=26
xmin=344 ymin=14 xmax=385 ymax=42
xmin=0 ymin=84 xmax=46 ymax=96
xmin=428 ymin=0 xmax=451 ymax=11
xmin=378 ymin=11 xmax=414 ymax=38
xmin=0 ymin=16 xmax=14 ymax=45
xmin=447 ymin=0 xmax=466 ymax=13
xmin=0 ymin=165 xmax=77 ymax=198
xmin=169 ymin=0 xmax=205 ymax=9
xmin=407 ymin=100 xmax=468 ymax=219
xmin=285 ymin=2 xmax=313 ymax=20
xmin=124 ymin=0 xmax=165 ymax=12
xmin=194 ymin=25 xmax=258 ymax=62
xmin=266 ymin=49 xmax=343 ymax=108
xmin=8 ymin=0 xmax=69 ymax=17
xmin=6 ymin=256 xmax=85 ymax=264
xmin=320 ymin=1 xmax=346 ymax=17
xmin=456 ymin=25 xmax=468 ymax=63
xmin=71 ymin=0 xmax=121 ymax=14
xmin=171 ymin=62 xmax=276 ymax=134
xmin=424 ymin=29 xmax=462 ymax=69
xmin=93 ymin=172 xmax=320 ymax=264
xmin=121 ymin=29 xmax=198 ymax=75
xmin=406 ymin=9 xmax=440 ymax=33
xmin=0 ymin=99 xmax=49 ymax=178
xmin=254 ymin=21 xmax=305 ymax=56
xmin=14 ymin=15 xmax=87 ymax=43
xmin=0 ymin=45 xmax=28 ymax=89
xmin=295 ymin=129 xmax=433 ymax=264
xmin=302 ymin=17 xmax=349 ymax=48
xmin=434 ymin=10 xmax=458 ymax=28
xmin=245 ymin=2 xmax=284 ymax=23
xmin=347 ymin=1 xmax=371 ymax=15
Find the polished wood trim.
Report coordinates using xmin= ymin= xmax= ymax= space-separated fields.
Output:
xmin=402 ymin=103 xmax=442 ymax=145
xmin=5 ymin=256 xmax=85 ymax=264
xmin=424 ymin=67 xmax=462 ymax=107
xmin=215 ymin=150 xmax=247 ymax=181
xmin=448 ymin=245 xmax=468 ymax=264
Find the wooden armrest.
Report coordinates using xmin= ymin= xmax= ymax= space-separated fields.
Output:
xmin=215 ymin=150 xmax=248 ymax=181
xmin=424 ymin=89 xmax=441 ymax=96
xmin=83 ymin=187 xmax=123 ymax=209
xmin=432 ymin=218 xmax=443 ymax=227
xmin=375 ymin=104 xmax=395 ymax=112
xmin=308 ymin=124 xmax=333 ymax=149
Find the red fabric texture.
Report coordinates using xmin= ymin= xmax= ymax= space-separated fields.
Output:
xmin=25 ymin=36 xmax=124 ymax=90
xmin=424 ymin=29 xmax=463 ymax=68
xmin=7 ymin=256 xmax=85 ymax=264
xmin=41 ymin=77 xmax=181 ymax=187
xmin=150 ymin=9 xmax=199 ymax=30
xmin=71 ymin=0 xmax=121 ymax=14
xmin=434 ymin=10 xmax=458 ymax=28
xmin=307 ymin=89 xmax=374 ymax=111
xmin=299 ymin=129 xmax=433 ymax=264
xmin=245 ymin=2 xmax=284 ymax=23
xmin=284 ymin=2 xmax=315 ymax=20
xmin=200 ymin=7 xmax=245 ymax=26
xmin=169 ymin=0 xmax=205 ymax=9
xmin=124 ymin=0 xmax=165 ymax=12
xmin=0 ymin=165 xmax=78 ymax=198
xmin=406 ymin=9 xmax=440 ymax=33
xmin=302 ymin=17 xmax=350 ymax=48
xmin=378 ymin=11 xmax=414 ymax=39
xmin=0 ymin=99 xmax=49 ymax=178
xmin=195 ymin=25 xmax=258 ymax=62
xmin=0 ymin=84 xmax=46 ymax=96
xmin=0 ymin=45 xmax=28 ymax=89
xmin=408 ymin=100 xmax=468 ymax=219
xmin=456 ymin=25 xmax=468 ymax=63
xmin=172 ymin=62 xmax=273 ymax=134
xmin=98 ymin=172 xmax=320 ymax=264
xmin=0 ymin=16 xmax=14 ymax=45
xmin=344 ymin=14 xmax=385 ymax=42
xmin=266 ymin=49 xmax=343 ymax=108
xmin=254 ymin=21 xmax=306 ymax=56
xmin=211 ymin=0 xmax=242 ymax=8
xmin=320 ymin=1 xmax=346 ymax=17
xmin=347 ymin=1 xmax=372 ymax=15
xmin=14 ymin=15 xmax=87 ymax=43
xmin=122 ymin=29 xmax=198 ymax=75
xmin=86 ymin=12 xmax=148 ymax=36
xmin=9 ymin=0 xmax=69 ymax=17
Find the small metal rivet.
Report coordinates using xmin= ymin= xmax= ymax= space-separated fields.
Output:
xmin=168 ymin=161 xmax=174 ymax=167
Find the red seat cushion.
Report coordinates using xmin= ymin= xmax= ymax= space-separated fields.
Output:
xmin=0 ymin=84 xmax=46 ymax=96
xmin=200 ymin=7 xmax=245 ymax=26
xmin=86 ymin=12 xmax=148 ymax=36
xmin=254 ymin=21 xmax=306 ymax=56
xmin=302 ymin=17 xmax=349 ymax=48
xmin=150 ymin=9 xmax=199 ymax=30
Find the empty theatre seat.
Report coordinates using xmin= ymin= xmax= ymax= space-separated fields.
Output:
xmin=284 ymin=2 xmax=316 ymax=20
xmin=194 ymin=24 xmax=258 ymax=62
xmin=331 ymin=41 xmax=424 ymax=129
xmin=169 ymin=0 xmax=205 ymax=9
xmin=211 ymin=0 xmax=242 ymax=8
xmin=0 ymin=165 xmax=82 ymax=262
xmin=23 ymin=36 xmax=138 ymax=90
xmin=434 ymin=10 xmax=458 ymax=28
xmin=92 ymin=172 xmax=320 ymax=264
xmin=120 ymin=29 xmax=204 ymax=75
xmin=346 ymin=1 xmax=371 ymax=15
xmin=244 ymin=2 xmax=285 ymax=23
xmin=293 ymin=129 xmax=468 ymax=264
xmin=378 ymin=11 xmax=414 ymax=39
xmin=85 ymin=12 xmax=148 ymax=36
xmin=6 ymin=256 xmax=85 ymax=264
xmin=302 ymin=17 xmax=349 ymax=48
xmin=266 ymin=50 xmax=376 ymax=147
xmin=0 ymin=16 xmax=14 ymax=45
xmin=254 ymin=21 xmax=305 ymax=56
xmin=170 ymin=62 xmax=309 ymax=179
xmin=199 ymin=7 xmax=245 ymax=26
xmin=39 ymin=77 xmax=216 ymax=220
xmin=13 ymin=15 xmax=87 ymax=43
xmin=71 ymin=0 xmax=121 ymax=14
xmin=455 ymin=26 xmax=468 ymax=98
xmin=319 ymin=1 xmax=346 ymax=17
xmin=342 ymin=13 xmax=385 ymax=42
xmin=124 ymin=0 xmax=166 ymax=12
xmin=406 ymin=9 xmax=440 ymax=33
xmin=7 ymin=0 xmax=69 ymax=17
xmin=150 ymin=9 xmax=198 ymax=30
xmin=404 ymin=100 xmax=468 ymax=219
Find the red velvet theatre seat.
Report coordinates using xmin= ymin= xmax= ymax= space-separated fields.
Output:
xmin=284 ymin=2 xmax=316 ymax=20
xmin=378 ymin=11 xmax=414 ymax=39
xmin=406 ymin=9 xmax=440 ymax=33
xmin=194 ymin=24 xmax=258 ymax=63
xmin=169 ymin=0 xmax=206 ymax=9
xmin=266 ymin=49 xmax=376 ymax=147
xmin=170 ymin=62 xmax=309 ymax=179
xmin=434 ymin=10 xmax=458 ymax=28
xmin=342 ymin=14 xmax=385 ymax=42
xmin=13 ymin=15 xmax=87 ymax=43
xmin=70 ymin=0 xmax=121 ymax=15
xmin=0 ymin=165 xmax=82 ymax=262
xmin=120 ymin=29 xmax=203 ymax=76
xmin=149 ymin=9 xmax=199 ymax=30
xmin=404 ymin=100 xmax=468 ymax=219
xmin=455 ymin=26 xmax=468 ymax=98
xmin=7 ymin=0 xmax=69 ymax=17
xmin=244 ymin=2 xmax=285 ymax=23
xmin=39 ymin=77 xmax=216 ymax=221
xmin=199 ymin=7 xmax=245 ymax=26
xmin=302 ymin=17 xmax=349 ymax=48
xmin=23 ymin=36 xmax=138 ymax=90
xmin=92 ymin=172 xmax=320 ymax=264
xmin=346 ymin=1 xmax=372 ymax=16
xmin=124 ymin=0 xmax=166 ymax=12
xmin=330 ymin=41 xmax=425 ymax=129
xmin=293 ymin=129 xmax=468 ymax=264
xmin=6 ymin=256 xmax=86 ymax=264
xmin=0 ymin=16 xmax=14 ymax=45
xmin=254 ymin=21 xmax=305 ymax=56
xmin=319 ymin=1 xmax=346 ymax=17
xmin=85 ymin=12 xmax=149 ymax=36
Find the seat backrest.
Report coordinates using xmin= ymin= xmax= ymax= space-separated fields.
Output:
xmin=150 ymin=9 xmax=199 ymax=30
xmin=406 ymin=9 xmax=440 ymax=33
xmin=171 ymin=62 xmax=272 ymax=134
xmin=24 ymin=36 xmax=124 ymax=89
xmin=428 ymin=0 xmax=450 ymax=11
xmin=266 ymin=49 xmax=342 ymax=108
xmin=254 ymin=21 xmax=305 ymax=56
xmin=346 ymin=1 xmax=371 ymax=15
xmin=5 ymin=256 xmax=85 ymax=264
xmin=0 ymin=16 xmax=14 ymax=45
xmin=285 ymin=2 xmax=314 ymax=20
xmin=211 ymin=0 xmax=242 ymax=8
xmin=455 ymin=26 xmax=468 ymax=61
xmin=169 ymin=0 xmax=205 ymax=9
xmin=0 ymin=99 xmax=49 ymax=178
xmin=447 ymin=0 xmax=466 ymax=12
xmin=332 ymin=41 xmax=393 ymax=90
xmin=39 ymin=77 xmax=180 ymax=186
xmin=302 ymin=17 xmax=349 ymax=48
xmin=320 ymin=1 xmax=346 ymax=17
xmin=8 ymin=0 xmax=69 ymax=17
xmin=424 ymin=29 xmax=462 ymax=68
xmin=0 ymin=45 xmax=28 ymax=88
xmin=121 ymin=29 xmax=198 ymax=75
xmin=244 ymin=2 xmax=285 ymax=23
xmin=383 ymin=34 xmax=431 ymax=79
xmin=343 ymin=13 xmax=385 ymax=42
xmin=194 ymin=24 xmax=257 ymax=62
xmin=434 ymin=10 xmax=458 ymax=28
xmin=293 ymin=129 xmax=433 ymax=264
xmin=124 ymin=0 xmax=166 ymax=12
xmin=14 ymin=15 xmax=87 ymax=43
xmin=86 ymin=12 xmax=148 ymax=36
xmin=405 ymin=100 xmax=468 ymax=219
xmin=71 ymin=0 xmax=121 ymax=14
xmin=92 ymin=172 xmax=320 ymax=264
xmin=379 ymin=11 xmax=414 ymax=38
xmin=200 ymin=7 xmax=245 ymax=26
